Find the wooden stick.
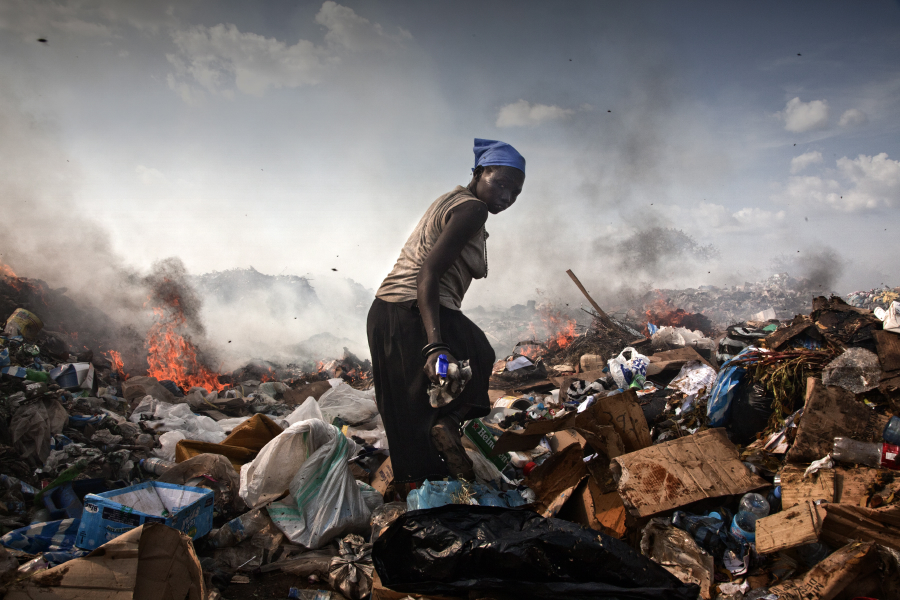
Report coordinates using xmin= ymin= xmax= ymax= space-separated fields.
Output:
xmin=566 ymin=269 xmax=616 ymax=329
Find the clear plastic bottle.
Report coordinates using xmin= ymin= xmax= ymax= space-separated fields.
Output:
xmin=730 ymin=510 xmax=758 ymax=543
xmin=738 ymin=493 xmax=770 ymax=518
xmin=832 ymin=437 xmax=882 ymax=467
xmin=140 ymin=457 xmax=174 ymax=475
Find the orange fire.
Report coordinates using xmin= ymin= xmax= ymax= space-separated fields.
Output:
xmin=0 ymin=261 xmax=25 ymax=291
xmin=538 ymin=307 xmax=577 ymax=351
xmin=146 ymin=303 xmax=226 ymax=393
xmin=106 ymin=350 xmax=127 ymax=379
xmin=642 ymin=296 xmax=711 ymax=336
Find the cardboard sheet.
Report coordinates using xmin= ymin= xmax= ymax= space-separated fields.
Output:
xmin=611 ymin=428 xmax=767 ymax=517
xmin=524 ymin=444 xmax=588 ymax=518
xmin=5 ymin=523 xmax=205 ymax=600
xmin=780 ymin=465 xmax=835 ymax=508
xmin=371 ymin=457 xmax=394 ymax=496
xmin=820 ymin=504 xmax=900 ymax=552
xmin=767 ymin=541 xmax=877 ymax=600
xmin=786 ymin=378 xmax=889 ymax=464
xmin=557 ymin=477 xmax=627 ymax=539
xmin=755 ymin=501 xmax=825 ymax=554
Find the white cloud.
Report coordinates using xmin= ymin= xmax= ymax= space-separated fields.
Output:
xmin=838 ymin=108 xmax=868 ymax=127
xmin=166 ymin=2 xmax=409 ymax=100
xmin=315 ymin=1 xmax=411 ymax=51
xmin=780 ymin=97 xmax=829 ymax=132
xmin=136 ymin=165 xmax=165 ymax=185
xmin=783 ymin=152 xmax=900 ymax=211
xmin=790 ymin=151 xmax=823 ymax=174
xmin=495 ymin=100 xmax=576 ymax=128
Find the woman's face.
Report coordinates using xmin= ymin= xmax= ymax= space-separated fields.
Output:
xmin=473 ymin=166 xmax=525 ymax=214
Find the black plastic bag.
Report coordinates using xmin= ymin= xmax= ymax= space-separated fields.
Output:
xmin=372 ymin=505 xmax=699 ymax=600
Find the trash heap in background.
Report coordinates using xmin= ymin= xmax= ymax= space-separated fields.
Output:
xmin=1 ymin=274 xmax=900 ymax=600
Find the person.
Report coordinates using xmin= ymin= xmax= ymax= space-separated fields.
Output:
xmin=367 ymin=138 xmax=526 ymax=485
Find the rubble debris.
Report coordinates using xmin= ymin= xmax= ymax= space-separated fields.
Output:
xmin=3 ymin=265 xmax=900 ymax=599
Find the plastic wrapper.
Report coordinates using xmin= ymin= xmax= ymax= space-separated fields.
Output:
xmin=369 ymin=502 xmax=406 ymax=543
xmin=0 ymin=518 xmax=88 ymax=566
xmin=608 ymin=347 xmax=649 ymax=389
xmin=318 ymin=384 xmax=379 ymax=427
xmin=373 ymin=505 xmax=699 ymax=599
xmin=158 ymin=453 xmax=245 ymax=514
xmin=822 ymin=347 xmax=883 ymax=394
xmin=328 ymin=534 xmax=373 ymax=600
xmin=9 ymin=397 xmax=68 ymax=463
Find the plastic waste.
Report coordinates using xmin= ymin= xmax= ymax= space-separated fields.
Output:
xmin=730 ymin=511 xmax=757 ymax=544
xmin=406 ymin=480 xmax=525 ymax=511
xmin=373 ymin=505 xmax=700 ymax=600
xmin=261 ymin=419 xmax=370 ymax=549
xmin=140 ymin=457 xmax=174 ymax=475
xmin=210 ymin=507 xmax=274 ymax=548
xmin=284 ymin=397 xmax=325 ymax=425
xmin=370 ymin=503 xmax=407 ymax=543
xmin=883 ymin=415 xmax=900 ymax=446
xmin=317 ymin=384 xmax=379 ymax=427
xmin=671 ymin=511 xmax=742 ymax=560
xmin=738 ymin=493 xmax=770 ymax=518
xmin=3 ymin=308 xmax=44 ymax=340
xmin=328 ymin=533 xmax=374 ymax=600
xmin=608 ymin=347 xmax=649 ymax=389
xmin=833 ymin=437 xmax=899 ymax=469
xmin=874 ymin=300 xmax=900 ymax=333
xmin=706 ymin=346 xmax=754 ymax=427
xmin=0 ymin=518 xmax=88 ymax=566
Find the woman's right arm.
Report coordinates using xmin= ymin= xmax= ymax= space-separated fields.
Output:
xmin=417 ymin=200 xmax=489 ymax=383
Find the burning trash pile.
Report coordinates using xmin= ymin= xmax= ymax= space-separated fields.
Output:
xmin=623 ymin=273 xmax=846 ymax=328
xmin=1 ymin=261 xmax=900 ymax=600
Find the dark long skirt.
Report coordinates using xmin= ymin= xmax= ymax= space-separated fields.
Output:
xmin=366 ymin=298 xmax=495 ymax=483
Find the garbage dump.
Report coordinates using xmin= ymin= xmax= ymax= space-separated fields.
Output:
xmin=2 ymin=265 xmax=900 ymax=600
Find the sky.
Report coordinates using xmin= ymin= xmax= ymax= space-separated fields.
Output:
xmin=1 ymin=0 xmax=899 ymax=320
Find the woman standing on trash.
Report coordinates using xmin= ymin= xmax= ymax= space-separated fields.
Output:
xmin=368 ymin=139 xmax=525 ymax=484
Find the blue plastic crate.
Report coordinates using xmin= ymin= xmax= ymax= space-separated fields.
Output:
xmin=75 ymin=481 xmax=214 ymax=550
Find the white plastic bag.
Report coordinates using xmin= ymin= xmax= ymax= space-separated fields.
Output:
xmin=607 ymin=347 xmax=649 ymax=389
xmin=239 ymin=418 xmax=332 ymax=508
xmin=284 ymin=397 xmax=324 ymax=425
xmin=318 ymin=383 xmax=379 ymax=428
xmin=265 ymin=419 xmax=370 ymax=549
xmin=874 ymin=301 xmax=900 ymax=333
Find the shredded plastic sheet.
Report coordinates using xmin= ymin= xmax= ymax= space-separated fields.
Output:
xmin=666 ymin=361 xmax=718 ymax=398
xmin=0 ymin=518 xmax=87 ymax=566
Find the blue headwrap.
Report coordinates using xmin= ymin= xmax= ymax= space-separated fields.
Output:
xmin=473 ymin=138 xmax=525 ymax=174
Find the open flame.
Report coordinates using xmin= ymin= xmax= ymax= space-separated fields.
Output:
xmin=106 ymin=350 xmax=127 ymax=379
xmin=643 ymin=296 xmax=712 ymax=336
xmin=145 ymin=298 xmax=226 ymax=393
xmin=0 ymin=260 xmax=26 ymax=292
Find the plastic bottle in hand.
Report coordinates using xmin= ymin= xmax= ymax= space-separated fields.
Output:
xmin=738 ymin=492 xmax=770 ymax=518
